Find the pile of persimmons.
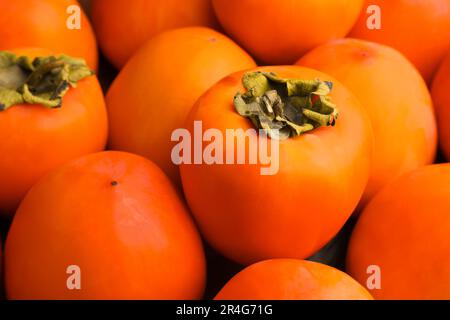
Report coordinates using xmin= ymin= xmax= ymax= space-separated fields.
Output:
xmin=0 ymin=0 xmax=450 ymax=300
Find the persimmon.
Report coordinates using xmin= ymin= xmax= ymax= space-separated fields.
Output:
xmin=297 ymin=39 xmax=437 ymax=206
xmin=347 ymin=164 xmax=450 ymax=300
xmin=180 ymin=66 xmax=373 ymax=265
xmin=5 ymin=151 xmax=206 ymax=300
xmin=107 ymin=27 xmax=256 ymax=185
xmin=212 ymin=0 xmax=364 ymax=64
xmin=350 ymin=0 xmax=450 ymax=82
xmin=215 ymin=259 xmax=373 ymax=300
xmin=0 ymin=48 xmax=108 ymax=215
xmin=91 ymin=0 xmax=219 ymax=68
xmin=432 ymin=52 xmax=450 ymax=160
xmin=0 ymin=0 xmax=98 ymax=70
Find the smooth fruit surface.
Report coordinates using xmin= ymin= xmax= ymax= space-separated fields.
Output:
xmin=5 ymin=151 xmax=206 ymax=299
xmin=297 ymin=39 xmax=437 ymax=206
xmin=0 ymin=48 xmax=108 ymax=215
xmin=92 ymin=0 xmax=219 ymax=68
xmin=181 ymin=66 xmax=373 ymax=265
xmin=347 ymin=164 xmax=450 ymax=299
xmin=0 ymin=0 xmax=98 ymax=70
xmin=212 ymin=0 xmax=364 ymax=64
xmin=431 ymin=52 xmax=450 ymax=160
xmin=107 ymin=27 xmax=256 ymax=186
xmin=215 ymin=259 xmax=373 ymax=300
xmin=350 ymin=0 xmax=450 ymax=82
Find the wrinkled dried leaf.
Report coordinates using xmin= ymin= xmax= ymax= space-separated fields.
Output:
xmin=234 ymin=71 xmax=339 ymax=140
xmin=0 ymin=51 xmax=94 ymax=111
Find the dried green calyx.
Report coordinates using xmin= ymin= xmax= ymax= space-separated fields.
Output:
xmin=234 ymin=71 xmax=339 ymax=140
xmin=0 ymin=51 xmax=94 ymax=111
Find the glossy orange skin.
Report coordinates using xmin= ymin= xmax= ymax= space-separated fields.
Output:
xmin=0 ymin=0 xmax=98 ymax=70
xmin=350 ymin=0 xmax=450 ymax=83
xmin=297 ymin=39 xmax=437 ymax=207
xmin=347 ymin=164 xmax=450 ymax=300
xmin=5 ymin=151 xmax=206 ymax=300
xmin=0 ymin=48 xmax=108 ymax=215
xmin=215 ymin=259 xmax=373 ymax=300
xmin=180 ymin=66 xmax=373 ymax=265
xmin=212 ymin=0 xmax=364 ymax=64
xmin=92 ymin=0 xmax=219 ymax=68
xmin=432 ymin=52 xmax=450 ymax=160
xmin=107 ymin=27 xmax=256 ymax=186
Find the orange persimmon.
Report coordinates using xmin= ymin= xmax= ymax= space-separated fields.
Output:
xmin=297 ymin=39 xmax=437 ymax=206
xmin=0 ymin=48 xmax=108 ymax=215
xmin=432 ymin=51 xmax=450 ymax=160
xmin=347 ymin=164 xmax=450 ymax=300
xmin=215 ymin=259 xmax=373 ymax=300
xmin=91 ymin=0 xmax=219 ymax=68
xmin=350 ymin=0 xmax=450 ymax=82
xmin=5 ymin=151 xmax=206 ymax=300
xmin=107 ymin=27 xmax=256 ymax=186
xmin=180 ymin=66 xmax=373 ymax=265
xmin=212 ymin=0 xmax=364 ymax=64
xmin=0 ymin=0 xmax=98 ymax=70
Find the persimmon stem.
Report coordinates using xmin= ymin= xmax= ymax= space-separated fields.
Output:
xmin=234 ymin=71 xmax=339 ymax=140
xmin=0 ymin=51 xmax=93 ymax=111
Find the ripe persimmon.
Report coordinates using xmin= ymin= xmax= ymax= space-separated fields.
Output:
xmin=92 ymin=0 xmax=219 ymax=68
xmin=5 ymin=151 xmax=206 ymax=300
xmin=212 ymin=0 xmax=364 ymax=64
xmin=347 ymin=164 xmax=450 ymax=300
xmin=432 ymin=52 xmax=450 ymax=160
xmin=0 ymin=48 xmax=108 ymax=215
xmin=350 ymin=0 xmax=450 ymax=82
xmin=180 ymin=66 xmax=373 ymax=265
xmin=215 ymin=259 xmax=373 ymax=300
xmin=0 ymin=0 xmax=98 ymax=70
xmin=297 ymin=39 xmax=437 ymax=206
xmin=107 ymin=27 xmax=256 ymax=186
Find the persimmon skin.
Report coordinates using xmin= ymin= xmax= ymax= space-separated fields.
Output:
xmin=0 ymin=0 xmax=98 ymax=70
xmin=350 ymin=0 xmax=450 ymax=82
xmin=5 ymin=151 xmax=206 ymax=300
xmin=107 ymin=27 xmax=256 ymax=186
xmin=92 ymin=0 xmax=219 ymax=69
xmin=180 ymin=66 xmax=373 ymax=265
xmin=215 ymin=259 xmax=373 ymax=300
xmin=432 ymin=52 xmax=450 ymax=160
xmin=212 ymin=0 xmax=364 ymax=64
xmin=347 ymin=164 xmax=450 ymax=300
xmin=0 ymin=48 xmax=108 ymax=215
xmin=297 ymin=39 xmax=437 ymax=206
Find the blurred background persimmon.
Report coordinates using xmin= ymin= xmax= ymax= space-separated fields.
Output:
xmin=106 ymin=27 xmax=256 ymax=186
xmin=215 ymin=259 xmax=373 ymax=300
xmin=347 ymin=164 xmax=450 ymax=299
xmin=91 ymin=0 xmax=219 ymax=69
xmin=297 ymin=39 xmax=437 ymax=207
xmin=212 ymin=0 xmax=364 ymax=64
xmin=432 ymin=52 xmax=450 ymax=160
xmin=351 ymin=0 xmax=450 ymax=83
xmin=0 ymin=0 xmax=98 ymax=70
